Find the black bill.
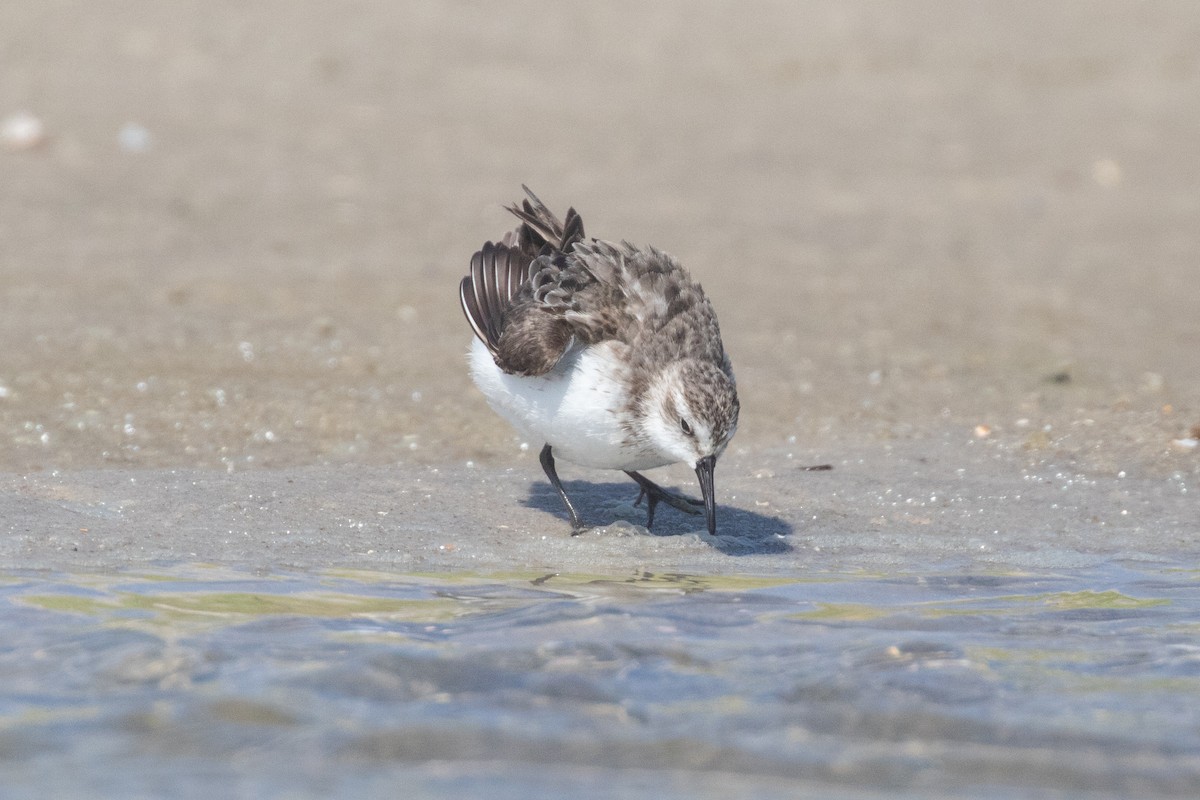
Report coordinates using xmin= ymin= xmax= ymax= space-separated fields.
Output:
xmin=694 ymin=454 xmax=717 ymax=536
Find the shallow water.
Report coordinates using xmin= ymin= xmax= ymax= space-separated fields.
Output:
xmin=3 ymin=562 xmax=1198 ymax=799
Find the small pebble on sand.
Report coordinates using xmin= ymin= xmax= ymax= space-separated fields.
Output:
xmin=1 ymin=110 xmax=47 ymax=150
xmin=118 ymin=122 xmax=152 ymax=153
xmin=1092 ymin=157 xmax=1122 ymax=188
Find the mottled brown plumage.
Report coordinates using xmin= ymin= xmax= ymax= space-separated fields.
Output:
xmin=460 ymin=187 xmax=739 ymax=535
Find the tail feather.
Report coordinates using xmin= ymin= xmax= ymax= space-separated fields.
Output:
xmin=506 ymin=185 xmax=586 ymax=254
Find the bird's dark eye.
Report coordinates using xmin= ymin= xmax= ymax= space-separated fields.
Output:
xmin=680 ymin=418 xmax=693 ymax=436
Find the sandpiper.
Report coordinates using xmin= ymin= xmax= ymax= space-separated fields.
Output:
xmin=460 ymin=187 xmax=739 ymax=535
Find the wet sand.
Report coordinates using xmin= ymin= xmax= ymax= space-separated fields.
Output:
xmin=2 ymin=2 xmax=1198 ymax=568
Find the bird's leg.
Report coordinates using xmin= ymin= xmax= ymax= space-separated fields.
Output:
xmin=539 ymin=444 xmax=587 ymax=534
xmin=624 ymin=471 xmax=703 ymax=529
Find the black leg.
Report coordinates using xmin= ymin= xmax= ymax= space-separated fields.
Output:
xmin=624 ymin=471 xmax=703 ymax=529
xmin=540 ymin=444 xmax=587 ymax=534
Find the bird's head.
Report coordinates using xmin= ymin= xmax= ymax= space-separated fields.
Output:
xmin=641 ymin=359 xmax=739 ymax=535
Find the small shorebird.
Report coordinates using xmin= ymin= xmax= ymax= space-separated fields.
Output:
xmin=460 ymin=187 xmax=739 ymax=535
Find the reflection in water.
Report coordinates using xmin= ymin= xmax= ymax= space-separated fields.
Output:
xmin=1 ymin=564 xmax=1198 ymax=798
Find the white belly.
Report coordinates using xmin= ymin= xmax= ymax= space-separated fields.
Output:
xmin=468 ymin=337 xmax=669 ymax=470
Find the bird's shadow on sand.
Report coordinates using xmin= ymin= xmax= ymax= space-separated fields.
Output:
xmin=521 ymin=479 xmax=794 ymax=555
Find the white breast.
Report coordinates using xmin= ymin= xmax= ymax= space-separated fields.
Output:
xmin=468 ymin=337 xmax=669 ymax=470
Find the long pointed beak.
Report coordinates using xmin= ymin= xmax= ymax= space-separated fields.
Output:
xmin=695 ymin=454 xmax=718 ymax=536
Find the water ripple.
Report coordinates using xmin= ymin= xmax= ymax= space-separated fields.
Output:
xmin=1 ymin=563 xmax=1199 ymax=798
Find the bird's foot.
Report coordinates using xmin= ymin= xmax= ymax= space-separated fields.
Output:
xmin=626 ymin=471 xmax=703 ymax=529
xmin=633 ymin=485 xmax=704 ymax=513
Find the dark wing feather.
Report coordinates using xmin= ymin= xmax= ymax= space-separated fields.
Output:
xmin=460 ymin=187 xmax=594 ymax=369
xmin=480 ymin=242 xmax=504 ymax=340
xmin=461 ymin=240 xmax=535 ymax=354
xmin=469 ymin=248 xmax=493 ymax=343
xmin=459 ymin=275 xmax=489 ymax=346
xmin=504 ymin=245 xmax=524 ymax=304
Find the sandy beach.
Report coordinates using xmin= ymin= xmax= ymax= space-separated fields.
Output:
xmin=2 ymin=2 xmax=1196 ymax=571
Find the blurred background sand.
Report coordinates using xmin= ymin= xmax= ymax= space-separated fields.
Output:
xmin=1 ymin=3 xmax=1197 ymax=567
